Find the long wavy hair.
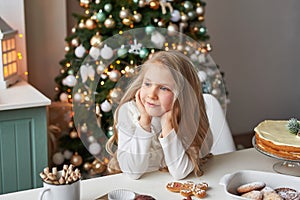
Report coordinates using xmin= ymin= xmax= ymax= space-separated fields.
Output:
xmin=105 ymin=50 xmax=210 ymax=176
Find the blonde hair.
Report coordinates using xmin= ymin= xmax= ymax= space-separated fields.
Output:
xmin=105 ymin=50 xmax=210 ymax=176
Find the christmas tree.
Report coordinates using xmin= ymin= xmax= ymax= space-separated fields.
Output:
xmin=53 ymin=0 xmax=227 ymax=177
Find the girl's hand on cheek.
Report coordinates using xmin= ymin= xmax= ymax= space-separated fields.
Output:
xmin=135 ymin=89 xmax=151 ymax=131
xmin=135 ymin=89 xmax=147 ymax=115
xmin=161 ymin=106 xmax=179 ymax=138
xmin=160 ymin=110 xmax=173 ymax=137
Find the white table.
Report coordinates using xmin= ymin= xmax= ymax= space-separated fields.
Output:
xmin=0 ymin=80 xmax=51 ymax=111
xmin=0 ymin=148 xmax=281 ymax=200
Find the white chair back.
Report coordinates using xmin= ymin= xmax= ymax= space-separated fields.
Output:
xmin=203 ymin=94 xmax=236 ymax=155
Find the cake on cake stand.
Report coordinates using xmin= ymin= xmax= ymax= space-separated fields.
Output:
xmin=252 ymin=136 xmax=300 ymax=177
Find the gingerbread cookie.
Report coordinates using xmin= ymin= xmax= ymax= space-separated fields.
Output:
xmin=166 ymin=181 xmax=208 ymax=199
xmin=166 ymin=182 xmax=182 ymax=193
xmin=237 ymin=181 xmax=266 ymax=194
xmin=180 ymin=188 xmax=193 ymax=197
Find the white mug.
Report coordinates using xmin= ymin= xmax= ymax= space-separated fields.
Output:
xmin=38 ymin=180 xmax=80 ymax=200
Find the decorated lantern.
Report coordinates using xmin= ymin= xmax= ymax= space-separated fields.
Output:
xmin=0 ymin=17 xmax=19 ymax=89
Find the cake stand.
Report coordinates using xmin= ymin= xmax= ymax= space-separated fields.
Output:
xmin=252 ymin=136 xmax=300 ymax=177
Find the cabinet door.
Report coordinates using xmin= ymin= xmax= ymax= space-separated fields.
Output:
xmin=0 ymin=106 xmax=48 ymax=194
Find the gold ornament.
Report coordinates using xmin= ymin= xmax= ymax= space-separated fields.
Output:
xmin=65 ymin=45 xmax=70 ymax=52
xmin=104 ymin=17 xmax=115 ymax=29
xmin=80 ymin=0 xmax=89 ymax=8
xmin=70 ymin=152 xmax=83 ymax=167
xmin=181 ymin=13 xmax=189 ymax=22
xmin=167 ymin=23 xmax=179 ymax=36
xmin=122 ymin=18 xmax=133 ymax=26
xmin=157 ymin=20 xmax=165 ymax=27
xmin=119 ymin=8 xmax=131 ymax=19
xmin=109 ymin=70 xmax=121 ymax=82
xmin=133 ymin=13 xmax=142 ymax=23
xmin=78 ymin=20 xmax=85 ymax=29
xmin=138 ymin=0 xmax=146 ymax=7
xmin=85 ymin=19 xmax=96 ymax=30
xmin=198 ymin=16 xmax=204 ymax=22
xmin=149 ymin=0 xmax=159 ymax=10
xmin=193 ymin=26 xmax=199 ymax=33
xmin=90 ymin=33 xmax=102 ymax=47
xmin=68 ymin=121 xmax=74 ymax=128
xmin=83 ymin=162 xmax=92 ymax=171
xmin=92 ymin=160 xmax=107 ymax=174
xmin=69 ymin=130 xmax=78 ymax=138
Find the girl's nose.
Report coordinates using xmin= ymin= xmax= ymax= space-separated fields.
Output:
xmin=148 ymin=86 xmax=158 ymax=99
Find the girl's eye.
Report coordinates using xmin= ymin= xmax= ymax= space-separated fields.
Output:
xmin=160 ymin=86 xmax=171 ymax=91
xmin=143 ymin=82 xmax=151 ymax=87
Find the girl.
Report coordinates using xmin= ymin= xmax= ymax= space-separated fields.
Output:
xmin=106 ymin=50 xmax=213 ymax=180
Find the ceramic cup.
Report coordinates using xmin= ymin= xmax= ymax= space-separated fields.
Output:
xmin=38 ymin=180 xmax=80 ymax=200
xmin=108 ymin=189 xmax=135 ymax=200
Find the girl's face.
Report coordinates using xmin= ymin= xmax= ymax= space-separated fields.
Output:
xmin=140 ymin=64 xmax=176 ymax=117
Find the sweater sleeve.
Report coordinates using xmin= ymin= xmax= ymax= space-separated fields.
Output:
xmin=159 ymin=130 xmax=194 ymax=180
xmin=116 ymin=102 xmax=156 ymax=179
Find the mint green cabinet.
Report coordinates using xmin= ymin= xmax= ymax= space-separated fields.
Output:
xmin=0 ymin=106 xmax=48 ymax=194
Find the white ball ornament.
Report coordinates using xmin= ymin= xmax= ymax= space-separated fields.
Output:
xmin=52 ymin=152 xmax=65 ymax=165
xmin=75 ymin=44 xmax=86 ymax=58
xmin=198 ymin=54 xmax=206 ymax=64
xmin=170 ymin=10 xmax=181 ymax=22
xmin=89 ymin=142 xmax=101 ymax=155
xmin=96 ymin=63 xmax=106 ymax=74
xmin=100 ymin=45 xmax=114 ymax=60
xmin=89 ymin=46 xmax=101 ymax=60
xmin=101 ymin=73 xmax=108 ymax=79
xmin=88 ymin=135 xmax=96 ymax=143
xmin=104 ymin=3 xmax=113 ymax=12
xmin=190 ymin=53 xmax=198 ymax=62
xmin=196 ymin=6 xmax=205 ymax=16
xmin=138 ymin=0 xmax=146 ymax=7
xmin=151 ymin=31 xmax=165 ymax=48
xmin=177 ymin=44 xmax=184 ymax=51
xmin=81 ymin=123 xmax=88 ymax=133
xmin=71 ymin=38 xmax=80 ymax=47
xmin=100 ymin=100 xmax=112 ymax=112
xmin=198 ymin=71 xmax=207 ymax=82
xmin=73 ymin=92 xmax=82 ymax=103
xmin=109 ymin=88 xmax=123 ymax=104
xmin=59 ymin=93 xmax=68 ymax=102
xmin=211 ymin=88 xmax=221 ymax=97
xmin=64 ymin=74 xmax=77 ymax=87
xmin=63 ymin=150 xmax=73 ymax=160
